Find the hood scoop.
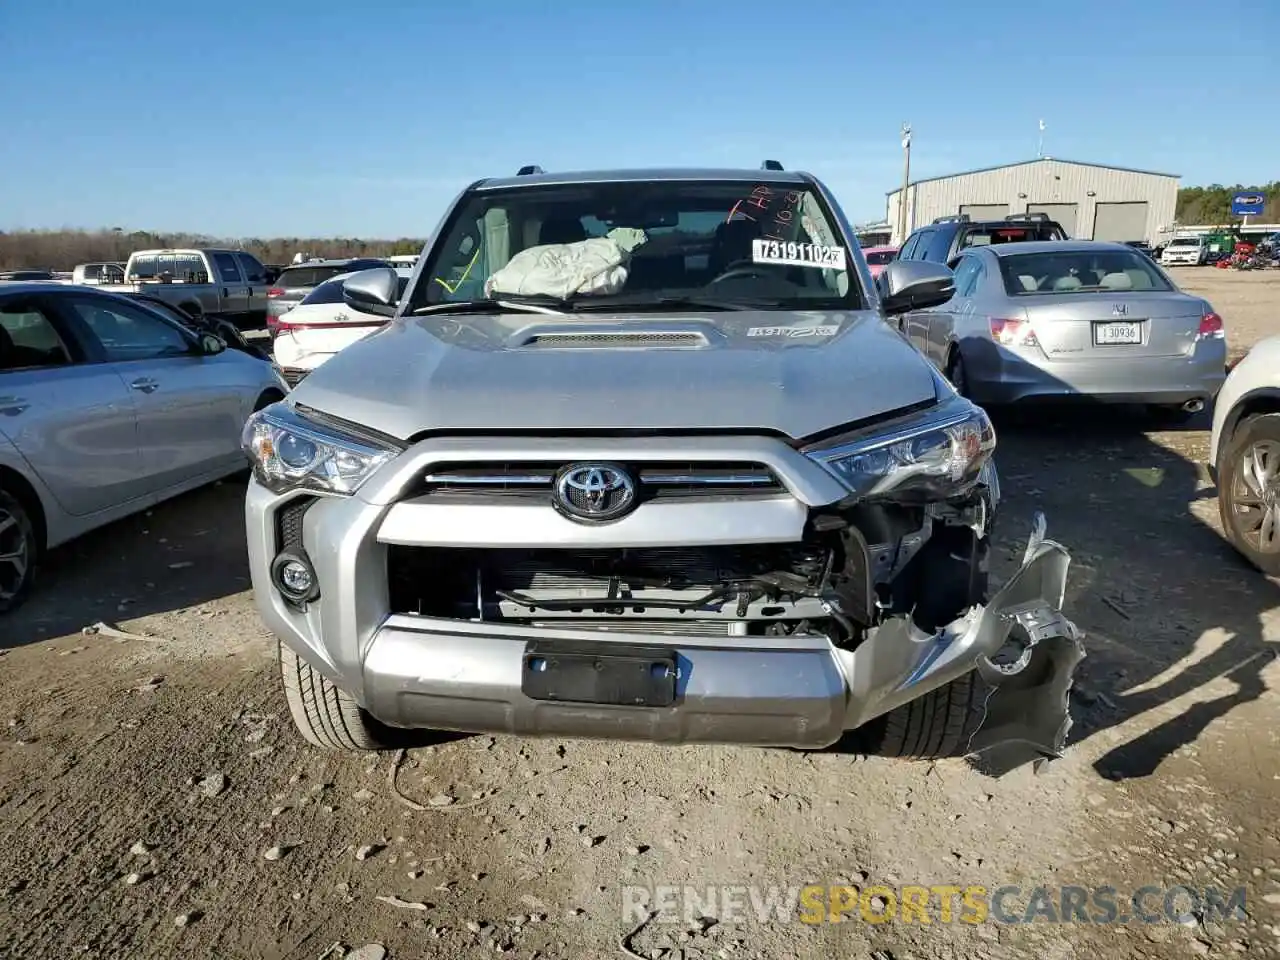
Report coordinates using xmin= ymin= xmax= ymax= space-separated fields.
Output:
xmin=513 ymin=324 xmax=711 ymax=350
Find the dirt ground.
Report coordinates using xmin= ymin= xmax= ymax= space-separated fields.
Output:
xmin=2 ymin=270 xmax=1279 ymax=960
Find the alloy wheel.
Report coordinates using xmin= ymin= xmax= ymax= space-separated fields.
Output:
xmin=0 ymin=505 xmax=30 ymax=602
xmin=1230 ymin=439 xmax=1280 ymax=553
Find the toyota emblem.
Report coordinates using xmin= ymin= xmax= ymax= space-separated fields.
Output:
xmin=554 ymin=463 xmax=636 ymax=522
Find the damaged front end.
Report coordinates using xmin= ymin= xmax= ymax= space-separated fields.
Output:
xmin=836 ymin=510 xmax=1085 ymax=775
xmin=371 ymin=394 xmax=1082 ymax=767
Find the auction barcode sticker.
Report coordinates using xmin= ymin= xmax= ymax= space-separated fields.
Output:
xmin=752 ymin=239 xmax=846 ymax=269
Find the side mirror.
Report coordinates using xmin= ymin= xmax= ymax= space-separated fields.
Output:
xmin=343 ymin=267 xmax=400 ymax=317
xmin=879 ymin=260 xmax=956 ymax=316
xmin=198 ymin=332 xmax=226 ymax=356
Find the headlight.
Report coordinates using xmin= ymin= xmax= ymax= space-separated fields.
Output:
xmin=806 ymin=400 xmax=996 ymax=500
xmin=241 ymin=403 xmax=400 ymax=495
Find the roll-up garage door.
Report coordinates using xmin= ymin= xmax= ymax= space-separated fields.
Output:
xmin=1027 ymin=203 xmax=1078 ymax=236
xmin=1092 ymin=202 xmax=1149 ymax=242
xmin=959 ymin=204 xmax=1009 ymax=220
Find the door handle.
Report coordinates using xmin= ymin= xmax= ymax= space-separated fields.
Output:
xmin=129 ymin=377 xmax=160 ymax=394
xmin=0 ymin=396 xmax=29 ymax=415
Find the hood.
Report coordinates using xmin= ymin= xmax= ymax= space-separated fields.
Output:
xmin=289 ymin=309 xmax=940 ymax=441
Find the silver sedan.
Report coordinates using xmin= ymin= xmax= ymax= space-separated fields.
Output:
xmin=0 ymin=283 xmax=287 ymax=612
xmin=897 ymin=240 xmax=1227 ymax=417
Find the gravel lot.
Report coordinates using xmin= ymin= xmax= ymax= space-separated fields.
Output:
xmin=2 ymin=270 xmax=1279 ymax=960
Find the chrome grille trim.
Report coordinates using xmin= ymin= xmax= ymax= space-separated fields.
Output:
xmin=417 ymin=461 xmax=783 ymax=499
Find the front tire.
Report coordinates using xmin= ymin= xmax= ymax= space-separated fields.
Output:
xmin=279 ymin=642 xmax=399 ymax=751
xmin=853 ymin=672 xmax=984 ymax=759
xmin=1217 ymin=412 xmax=1280 ymax=576
xmin=0 ymin=488 xmax=38 ymax=614
xmin=945 ymin=348 xmax=971 ymax=399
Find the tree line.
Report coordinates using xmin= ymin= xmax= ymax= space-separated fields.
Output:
xmin=4 ymin=184 xmax=1277 ymax=270
xmin=1176 ymin=182 xmax=1280 ymax=225
xmin=0 ymin=229 xmax=427 ymax=271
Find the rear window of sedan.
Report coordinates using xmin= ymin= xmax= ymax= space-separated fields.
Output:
xmin=276 ymin=265 xmax=351 ymax=288
xmin=997 ymin=249 xmax=1174 ymax=295
xmin=301 ymin=275 xmax=411 ymax=306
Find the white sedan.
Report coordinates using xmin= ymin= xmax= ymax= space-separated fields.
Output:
xmin=272 ymin=268 xmax=411 ymax=385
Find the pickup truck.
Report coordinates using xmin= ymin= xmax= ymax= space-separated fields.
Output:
xmin=96 ymin=247 xmax=271 ymax=328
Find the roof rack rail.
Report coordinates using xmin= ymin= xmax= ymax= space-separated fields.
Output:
xmin=1006 ymin=212 xmax=1050 ymax=222
xmin=516 ymin=165 xmax=545 ymax=176
xmin=761 ymin=160 xmax=784 ymax=171
xmin=932 ymin=214 xmax=970 ymax=224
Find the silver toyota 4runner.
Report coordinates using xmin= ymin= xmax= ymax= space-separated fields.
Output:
xmin=242 ymin=165 xmax=1084 ymax=772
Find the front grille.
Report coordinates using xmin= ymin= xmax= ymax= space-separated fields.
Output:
xmin=416 ymin=461 xmax=783 ymax=502
xmin=279 ymin=367 xmax=309 ymax=387
xmin=522 ymin=331 xmax=707 ymax=348
xmin=387 ymin=544 xmax=833 ymax=623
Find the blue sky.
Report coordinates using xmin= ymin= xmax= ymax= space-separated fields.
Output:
xmin=1 ymin=0 xmax=1276 ymax=238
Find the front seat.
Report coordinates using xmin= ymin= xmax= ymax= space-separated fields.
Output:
xmin=538 ymin=217 xmax=587 ymax=245
xmin=708 ymin=218 xmax=761 ymax=276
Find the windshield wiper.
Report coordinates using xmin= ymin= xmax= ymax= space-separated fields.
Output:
xmin=412 ymin=297 xmax=567 ymax=317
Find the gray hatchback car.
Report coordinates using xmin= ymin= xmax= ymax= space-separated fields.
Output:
xmin=242 ymin=165 xmax=1083 ymax=770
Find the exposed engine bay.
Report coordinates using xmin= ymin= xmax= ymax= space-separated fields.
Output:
xmin=386 ymin=489 xmax=993 ymax=649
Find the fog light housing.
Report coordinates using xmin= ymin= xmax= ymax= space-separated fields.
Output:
xmin=271 ymin=550 xmax=319 ymax=604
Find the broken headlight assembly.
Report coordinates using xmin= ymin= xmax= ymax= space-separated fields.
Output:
xmin=241 ymin=403 xmax=401 ymax=495
xmin=805 ymin=398 xmax=996 ymax=501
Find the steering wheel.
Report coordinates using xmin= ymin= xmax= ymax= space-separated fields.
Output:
xmin=708 ymin=259 xmax=774 ymax=285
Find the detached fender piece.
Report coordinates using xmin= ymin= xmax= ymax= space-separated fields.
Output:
xmin=836 ymin=512 xmax=1084 ymax=775
xmin=963 ymin=515 xmax=1086 ymax=775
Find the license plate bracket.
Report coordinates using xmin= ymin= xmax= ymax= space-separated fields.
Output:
xmin=521 ymin=638 xmax=677 ymax=707
xmin=1093 ymin=320 xmax=1143 ymax=345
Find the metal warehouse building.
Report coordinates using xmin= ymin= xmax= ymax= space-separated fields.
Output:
xmin=885 ymin=158 xmax=1179 ymax=246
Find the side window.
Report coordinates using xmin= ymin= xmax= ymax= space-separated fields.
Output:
xmin=951 ymin=257 xmax=982 ymax=297
xmin=212 ymin=253 xmax=243 ymax=283
xmin=926 ymin=228 xmax=956 ymax=262
xmin=68 ymin=299 xmax=193 ymax=362
xmin=0 ymin=302 xmax=73 ymax=371
xmin=236 ymin=253 xmax=266 ymax=282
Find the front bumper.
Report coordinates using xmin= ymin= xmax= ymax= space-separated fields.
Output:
xmin=247 ymin=437 xmax=1081 ymax=762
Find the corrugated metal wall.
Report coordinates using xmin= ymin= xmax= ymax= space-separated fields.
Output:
xmin=886 ymin=160 xmax=1178 ymax=245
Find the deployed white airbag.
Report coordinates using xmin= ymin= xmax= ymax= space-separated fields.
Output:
xmin=485 ymin=228 xmax=647 ymax=300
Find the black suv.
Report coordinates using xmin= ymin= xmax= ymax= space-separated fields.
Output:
xmin=897 ymin=212 xmax=1068 ymax=266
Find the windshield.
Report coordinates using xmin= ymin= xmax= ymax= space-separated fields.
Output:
xmin=409 ymin=179 xmax=859 ymax=312
xmin=863 ymin=249 xmax=896 ymax=265
xmin=997 ymin=249 xmax=1174 ymax=295
xmin=1169 ymin=238 xmax=1200 ymax=247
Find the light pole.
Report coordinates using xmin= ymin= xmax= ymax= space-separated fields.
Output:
xmin=898 ymin=123 xmax=912 ymax=244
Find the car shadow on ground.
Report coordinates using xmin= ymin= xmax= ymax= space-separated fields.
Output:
xmin=1 ymin=477 xmax=255 ymax=650
xmin=988 ymin=400 xmax=1277 ymax=782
